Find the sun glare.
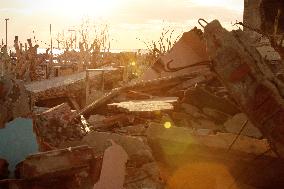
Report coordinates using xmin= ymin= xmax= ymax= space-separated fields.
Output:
xmin=39 ymin=0 xmax=118 ymax=18
xmin=188 ymin=0 xmax=243 ymax=11
xmin=164 ymin=122 xmax=172 ymax=129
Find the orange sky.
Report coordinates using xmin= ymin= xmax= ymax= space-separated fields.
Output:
xmin=0 ymin=0 xmax=243 ymax=49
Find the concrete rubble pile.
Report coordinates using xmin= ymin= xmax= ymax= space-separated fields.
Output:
xmin=1 ymin=2 xmax=284 ymax=188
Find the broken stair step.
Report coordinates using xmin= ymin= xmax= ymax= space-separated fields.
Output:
xmin=108 ymin=97 xmax=179 ymax=113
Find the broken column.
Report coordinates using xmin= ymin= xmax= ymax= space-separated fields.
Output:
xmin=204 ymin=19 xmax=284 ymax=157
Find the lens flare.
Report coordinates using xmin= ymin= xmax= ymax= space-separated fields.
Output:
xmin=164 ymin=122 xmax=172 ymax=129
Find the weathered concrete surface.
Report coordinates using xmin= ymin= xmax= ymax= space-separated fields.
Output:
xmin=34 ymin=103 xmax=85 ymax=150
xmin=75 ymin=73 xmax=195 ymax=119
xmin=108 ymin=97 xmax=178 ymax=113
xmin=0 ymin=76 xmax=31 ymax=128
xmin=204 ymin=20 xmax=284 ymax=157
xmin=93 ymin=140 xmax=128 ymax=189
xmin=60 ymin=132 xmax=165 ymax=189
xmin=141 ymin=28 xmax=211 ymax=80
xmin=147 ymin=123 xmax=269 ymax=155
xmin=25 ymin=68 xmax=121 ymax=102
xmin=17 ymin=145 xmax=94 ymax=179
xmin=224 ymin=113 xmax=262 ymax=139
xmin=202 ymin=107 xmax=230 ymax=124
xmin=88 ymin=114 xmax=137 ymax=131
xmin=182 ymin=87 xmax=240 ymax=116
xmin=146 ymin=123 xmax=284 ymax=189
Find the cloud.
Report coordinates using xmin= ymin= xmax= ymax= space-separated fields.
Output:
xmin=111 ymin=0 xmax=242 ymax=24
xmin=0 ymin=8 xmax=32 ymax=15
xmin=0 ymin=0 xmax=244 ymax=49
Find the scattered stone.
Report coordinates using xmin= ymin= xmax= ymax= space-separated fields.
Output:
xmin=17 ymin=145 xmax=94 ymax=179
xmin=224 ymin=113 xmax=263 ymax=139
xmin=202 ymin=107 xmax=231 ymax=124
xmin=146 ymin=122 xmax=270 ymax=155
xmin=181 ymin=103 xmax=207 ymax=119
xmin=190 ymin=119 xmax=220 ymax=131
xmin=0 ymin=76 xmax=31 ymax=128
xmin=204 ymin=19 xmax=284 ymax=156
xmin=88 ymin=114 xmax=106 ymax=126
xmin=183 ymin=87 xmax=240 ymax=116
xmin=34 ymin=103 xmax=86 ymax=150
xmin=93 ymin=140 xmax=128 ymax=189
xmin=60 ymin=132 xmax=165 ymax=189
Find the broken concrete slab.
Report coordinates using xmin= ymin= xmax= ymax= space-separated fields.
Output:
xmin=141 ymin=27 xmax=210 ymax=80
xmin=114 ymin=124 xmax=148 ymax=136
xmin=202 ymin=107 xmax=231 ymax=124
xmin=181 ymin=103 xmax=207 ymax=119
xmin=17 ymin=145 xmax=94 ymax=179
xmin=25 ymin=67 xmax=121 ymax=103
xmin=60 ymin=132 xmax=165 ymax=189
xmin=224 ymin=113 xmax=262 ymax=139
xmin=146 ymin=123 xmax=284 ymax=188
xmin=183 ymin=87 xmax=240 ymax=116
xmin=74 ymin=74 xmax=193 ymax=119
xmin=146 ymin=123 xmax=270 ymax=156
xmin=204 ymin=19 xmax=284 ymax=157
xmin=93 ymin=140 xmax=128 ymax=189
xmin=108 ymin=97 xmax=178 ymax=113
xmin=88 ymin=114 xmax=107 ymax=126
xmin=189 ymin=119 xmax=221 ymax=131
xmin=0 ymin=76 xmax=31 ymax=128
xmin=34 ymin=103 xmax=86 ymax=150
xmin=123 ymin=90 xmax=154 ymax=100
xmin=168 ymin=75 xmax=210 ymax=93
xmin=88 ymin=114 xmax=136 ymax=131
